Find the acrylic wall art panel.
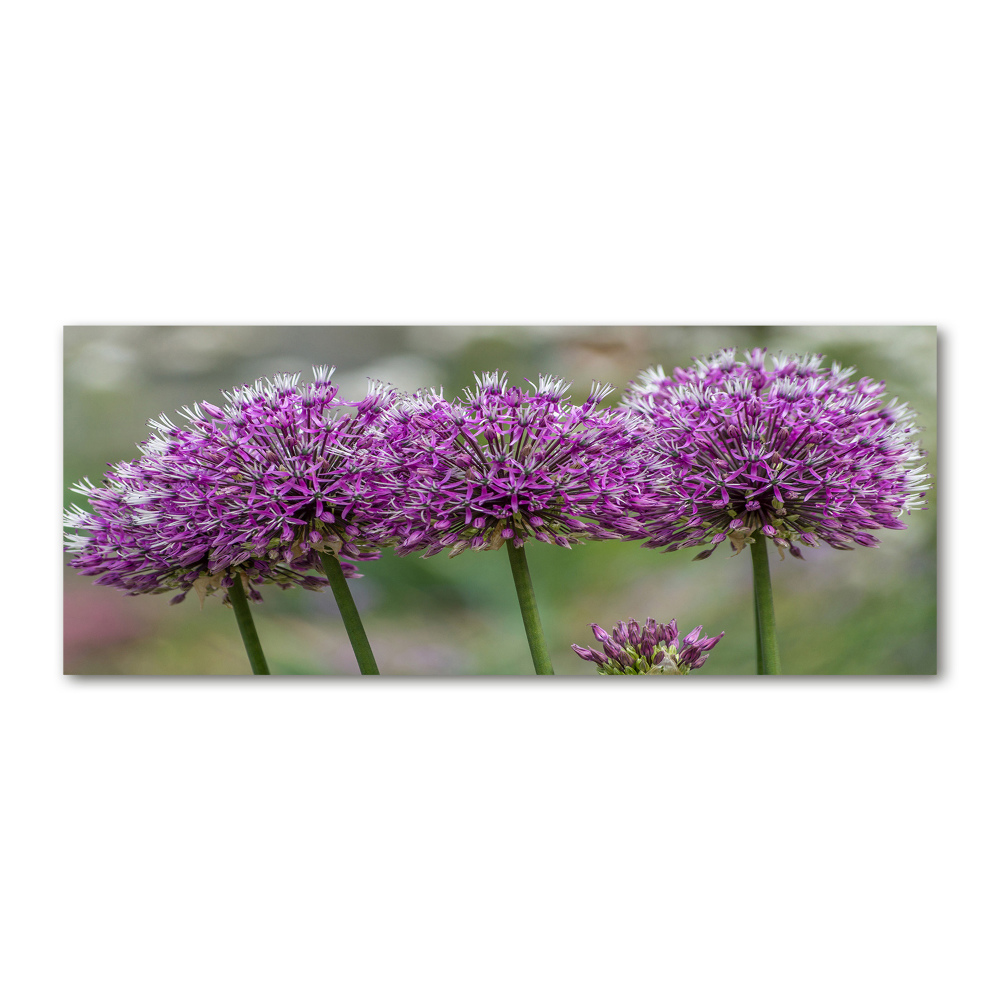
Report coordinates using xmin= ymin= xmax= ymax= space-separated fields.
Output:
xmin=63 ymin=326 xmax=936 ymax=676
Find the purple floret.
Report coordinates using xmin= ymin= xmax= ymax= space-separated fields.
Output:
xmin=620 ymin=349 xmax=931 ymax=560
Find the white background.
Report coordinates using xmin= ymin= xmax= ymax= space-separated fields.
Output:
xmin=3 ymin=2 xmax=995 ymax=998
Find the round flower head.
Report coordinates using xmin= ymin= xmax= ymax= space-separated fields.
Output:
xmin=65 ymin=460 xmax=330 ymax=605
xmin=379 ymin=372 xmax=648 ymax=557
xmin=572 ymin=617 xmax=724 ymax=674
xmin=621 ymin=349 xmax=931 ymax=559
xmin=65 ymin=367 xmax=397 ymax=605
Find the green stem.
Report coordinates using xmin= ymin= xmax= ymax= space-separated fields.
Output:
xmin=506 ymin=540 xmax=554 ymax=675
xmin=750 ymin=533 xmax=781 ymax=674
xmin=754 ymin=593 xmax=763 ymax=675
xmin=319 ymin=552 xmax=380 ymax=675
xmin=227 ymin=576 xmax=270 ymax=675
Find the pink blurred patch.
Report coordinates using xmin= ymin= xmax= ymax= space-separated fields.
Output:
xmin=63 ymin=575 xmax=166 ymax=671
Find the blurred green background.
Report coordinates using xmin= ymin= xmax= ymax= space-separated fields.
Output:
xmin=63 ymin=326 xmax=937 ymax=676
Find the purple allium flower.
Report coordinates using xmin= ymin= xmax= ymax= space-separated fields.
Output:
xmin=620 ymin=349 xmax=931 ymax=559
xmin=378 ymin=372 xmax=649 ymax=556
xmin=65 ymin=461 xmax=330 ymax=605
xmin=65 ymin=367 xmax=397 ymax=605
xmin=572 ymin=617 xmax=724 ymax=675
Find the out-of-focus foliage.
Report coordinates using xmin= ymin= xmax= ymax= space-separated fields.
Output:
xmin=63 ymin=326 xmax=937 ymax=675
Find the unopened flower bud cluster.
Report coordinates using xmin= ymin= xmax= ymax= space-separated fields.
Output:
xmin=572 ymin=617 xmax=725 ymax=675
